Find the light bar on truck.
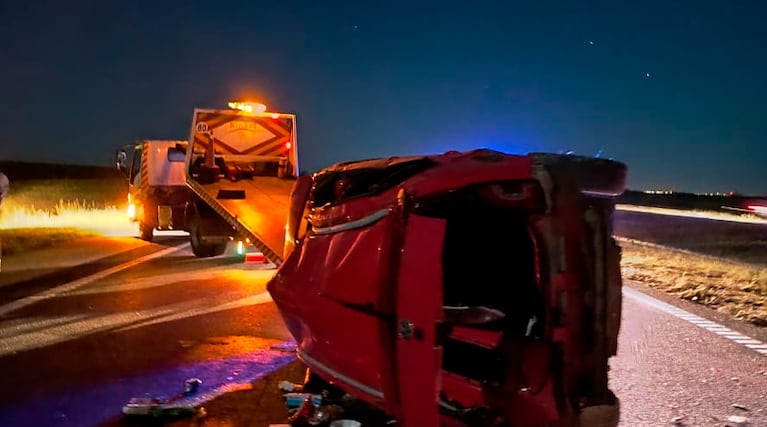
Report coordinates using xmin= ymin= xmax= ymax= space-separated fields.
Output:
xmin=227 ymin=101 xmax=267 ymax=114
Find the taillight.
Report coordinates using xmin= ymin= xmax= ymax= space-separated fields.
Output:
xmin=285 ymin=141 xmax=292 ymax=150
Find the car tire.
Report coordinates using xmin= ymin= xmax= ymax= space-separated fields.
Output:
xmin=139 ymin=221 xmax=154 ymax=242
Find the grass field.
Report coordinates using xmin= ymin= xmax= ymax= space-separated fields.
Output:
xmin=0 ymin=177 xmax=131 ymax=255
xmin=620 ymin=239 xmax=767 ymax=326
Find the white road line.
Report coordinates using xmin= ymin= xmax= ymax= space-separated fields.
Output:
xmin=0 ymin=244 xmax=185 ymax=317
xmin=623 ymin=287 xmax=767 ymax=357
xmin=0 ymin=291 xmax=274 ymax=356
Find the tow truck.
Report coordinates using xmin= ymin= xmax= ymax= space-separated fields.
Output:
xmin=182 ymin=101 xmax=298 ymax=261
xmin=116 ymin=101 xmax=298 ymax=261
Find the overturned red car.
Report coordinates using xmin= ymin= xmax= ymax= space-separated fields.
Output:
xmin=267 ymin=149 xmax=627 ymax=427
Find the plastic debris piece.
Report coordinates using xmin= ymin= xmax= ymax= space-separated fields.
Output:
xmin=307 ymin=394 xmax=324 ymax=425
xmin=287 ymin=395 xmax=314 ymax=424
xmin=732 ymin=403 xmax=749 ymax=411
xmin=122 ymin=397 xmax=197 ymax=418
xmin=330 ymin=420 xmax=362 ymax=427
xmin=122 ymin=378 xmax=203 ymax=418
xmin=727 ymin=415 xmax=748 ymax=424
xmin=278 ymin=380 xmax=304 ymax=393
xmin=184 ymin=378 xmax=203 ymax=395
xmin=270 ymin=341 xmax=298 ymax=352
xmin=671 ymin=415 xmax=685 ymax=424
xmin=122 ymin=397 xmax=166 ymax=416
xmin=284 ymin=392 xmax=312 ymax=408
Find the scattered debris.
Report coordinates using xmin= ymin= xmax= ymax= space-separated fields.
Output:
xmin=184 ymin=378 xmax=202 ymax=395
xmin=122 ymin=397 xmax=200 ymax=418
xmin=330 ymin=420 xmax=362 ymax=427
xmin=671 ymin=415 xmax=686 ymax=424
xmin=270 ymin=341 xmax=298 ymax=353
xmin=732 ymin=403 xmax=749 ymax=411
xmin=727 ymin=414 xmax=749 ymax=425
xmin=122 ymin=378 xmax=204 ymax=419
xmin=284 ymin=393 xmax=312 ymax=409
xmin=279 ymin=380 xmax=305 ymax=393
xmin=278 ymin=382 xmax=363 ymax=427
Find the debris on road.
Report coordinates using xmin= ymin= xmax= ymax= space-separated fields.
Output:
xmin=726 ymin=414 xmax=749 ymax=425
xmin=279 ymin=380 xmax=305 ymax=393
xmin=121 ymin=377 xmax=205 ymax=419
xmin=271 ymin=341 xmax=298 ymax=353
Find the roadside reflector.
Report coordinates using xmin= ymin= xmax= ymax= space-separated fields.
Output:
xmin=245 ymin=253 xmax=266 ymax=263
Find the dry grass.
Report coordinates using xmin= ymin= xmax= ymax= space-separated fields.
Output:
xmin=0 ymin=177 xmax=133 ymax=255
xmin=620 ymin=239 xmax=767 ymax=326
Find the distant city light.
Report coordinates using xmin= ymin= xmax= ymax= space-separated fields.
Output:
xmin=642 ymin=189 xmax=675 ymax=195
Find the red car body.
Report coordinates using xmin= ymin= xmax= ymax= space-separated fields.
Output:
xmin=267 ymin=149 xmax=626 ymax=427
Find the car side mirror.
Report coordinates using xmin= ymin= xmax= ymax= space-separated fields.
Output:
xmin=115 ymin=149 xmax=129 ymax=176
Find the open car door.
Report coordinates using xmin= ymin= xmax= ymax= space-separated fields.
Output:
xmin=394 ymin=198 xmax=446 ymax=427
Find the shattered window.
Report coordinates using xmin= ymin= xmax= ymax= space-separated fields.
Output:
xmin=311 ymin=158 xmax=434 ymax=208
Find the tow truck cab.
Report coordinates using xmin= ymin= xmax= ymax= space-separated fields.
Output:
xmin=116 ymin=140 xmax=196 ymax=241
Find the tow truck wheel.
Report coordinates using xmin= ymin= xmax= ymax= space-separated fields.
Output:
xmin=138 ymin=222 xmax=154 ymax=242
xmin=189 ymin=218 xmax=226 ymax=257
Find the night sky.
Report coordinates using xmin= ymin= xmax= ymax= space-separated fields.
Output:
xmin=1 ymin=1 xmax=766 ymax=195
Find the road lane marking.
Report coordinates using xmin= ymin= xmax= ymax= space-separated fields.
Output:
xmin=0 ymin=291 xmax=273 ymax=356
xmin=623 ymin=287 xmax=767 ymax=357
xmin=0 ymin=244 xmax=185 ymax=317
xmin=66 ymin=267 xmax=275 ymax=295
xmin=113 ymin=291 xmax=274 ymax=332
xmin=616 ymin=204 xmax=767 ymax=225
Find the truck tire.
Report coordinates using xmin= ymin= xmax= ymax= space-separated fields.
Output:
xmin=530 ymin=153 xmax=627 ymax=197
xmin=139 ymin=221 xmax=154 ymax=242
xmin=189 ymin=219 xmax=227 ymax=257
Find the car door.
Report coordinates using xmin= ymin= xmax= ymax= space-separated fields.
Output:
xmin=394 ymin=208 xmax=446 ymax=427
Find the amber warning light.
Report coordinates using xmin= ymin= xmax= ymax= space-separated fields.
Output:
xmin=227 ymin=101 xmax=267 ymax=114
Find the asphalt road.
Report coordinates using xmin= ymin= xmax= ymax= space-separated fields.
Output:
xmin=0 ymin=213 xmax=766 ymax=427
xmin=613 ymin=208 xmax=767 ymax=265
xmin=0 ymin=236 xmax=296 ymax=427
